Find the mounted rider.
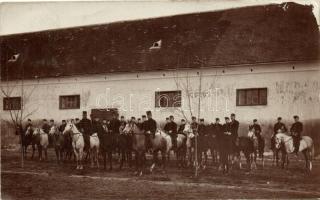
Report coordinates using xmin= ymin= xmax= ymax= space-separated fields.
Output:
xmin=251 ymin=119 xmax=263 ymax=147
xmin=144 ymin=111 xmax=157 ymax=150
xmin=230 ymin=113 xmax=239 ymax=149
xmin=198 ymin=118 xmax=206 ymax=137
xmin=271 ymin=117 xmax=287 ymax=150
xmin=290 ymin=115 xmax=303 ymax=154
xmin=177 ymin=119 xmax=186 ymax=137
xmin=273 ymin=117 xmax=287 ymax=134
xmin=79 ymin=111 xmax=92 ymax=151
xmin=59 ymin=120 xmax=67 ymax=132
xmin=166 ymin=115 xmax=178 ymax=150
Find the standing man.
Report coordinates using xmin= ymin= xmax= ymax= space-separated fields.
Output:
xmin=79 ymin=111 xmax=92 ymax=151
xmin=141 ymin=115 xmax=148 ymax=131
xmin=167 ymin=115 xmax=178 ymax=149
xmin=290 ymin=115 xmax=303 ymax=154
xmin=75 ymin=118 xmax=81 ymax=130
xmin=274 ymin=117 xmax=287 ymax=134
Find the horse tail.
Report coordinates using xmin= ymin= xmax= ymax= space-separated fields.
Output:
xmin=310 ymin=143 xmax=314 ymax=161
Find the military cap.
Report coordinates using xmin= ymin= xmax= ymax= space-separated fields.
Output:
xmin=293 ymin=115 xmax=299 ymax=119
xmin=253 ymin=119 xmax=257 ymax=122
xmin=225 ymin=117 xmax=230 ymax=120
xmin=200 ymin=118 xmax=204 ymax=122
xmin=277 ymin=117 xmax=282 ymax=120
xmin=231 ymin=113 xmax=236 ymax=117
xmin=215 ymin=118 xmax=220 ymax=121
xmin=146 ymin=111 xmax=152 ymax=115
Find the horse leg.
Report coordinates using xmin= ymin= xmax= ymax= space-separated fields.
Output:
xmin=96 ymin=148 xmax=100 ymax=169
xmin=90 ymin=148 xmax=94 ymax=168
xmin=55 ymin=148 xmax=59 ymax=164
xmin=44 ymin=148 xmax=48 ymax=161
xmin=162 ymin=150 xmax=166 ymax=173
xmin=109 ymin=150 xmax=113 ymax=171
xmin=38 ymin=145 xmax=42 ymax=161
xmin=120 ymin=150 xmax=125 ymax=170
xmin=150 ymin=150 xmax=157 ymax=173
xmin=79 ymin=149 xmax=84 ymax=170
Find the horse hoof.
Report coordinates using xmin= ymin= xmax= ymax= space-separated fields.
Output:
xmin=139 ymin=171 xmax=143 ymax=176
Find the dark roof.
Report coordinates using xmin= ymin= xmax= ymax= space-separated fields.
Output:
xmin=1 ymin=2 xmax=319 ymax=80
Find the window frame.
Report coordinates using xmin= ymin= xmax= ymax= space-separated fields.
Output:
xmin=236 ymin=88 xmax=267 ymax=106
xmin=59 ymin=94 xmax=80 ymax=110
xmin=155 ymin=90 xmax=182 ymax=108
xmin=3 ymin=96 xmax=22 ymax=110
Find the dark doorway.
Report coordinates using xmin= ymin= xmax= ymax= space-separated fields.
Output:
xmin=90 ymin=108 xmax=118 ymax=121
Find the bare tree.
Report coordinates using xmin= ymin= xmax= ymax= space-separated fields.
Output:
xmin=0 ymin=51 xmax=38 ymax=167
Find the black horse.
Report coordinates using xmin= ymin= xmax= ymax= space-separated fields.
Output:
xmin=117 ymin=132 xmax=133 ymax=170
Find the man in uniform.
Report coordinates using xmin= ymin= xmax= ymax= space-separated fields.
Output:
xmin=198 ymin=119 xmax=206 ymax=137
xmin=25 ymin=118 xmax=33 ymax=131
xmin=145 ymin=111 xmax=157 ymax=138
xmin=79 ymin=111 xmax=92 ymax=151
xmin=75 ymin=118 xmax=81 ymax=130
xmin=177 ymin=119 xmax=186 ymax=136
xmin=230 ymin=113 xmax=239 ymax=149
xmin=59 ymin=120 xmax=67 ymax=133
xmin=191 ymin=116 xmax=198 ymax=135
xmin=42 ymin=119 xmax=50 ymax=134
xmin=110 ymin=113 xmax=121 ymax=135
xmin=167 ymin=115 xmax=178 ymax=149
xmin=120 ymin=116 xmax=126 ymax=126
xmin=212 ymin=118 xmax=223 ymax=139
xmin=163 ymin=117 xmax=170 ymax=133
xmin=273 ymin=117 xmax=287 ymax=134
xmin=290 ymin=115 xmax=303 ymax=154
xmin=251 ymin=119 xmax=262 ymax=147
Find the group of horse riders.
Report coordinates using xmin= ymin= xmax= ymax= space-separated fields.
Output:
xmin=21 ymin=110 xmax=303 ymax=155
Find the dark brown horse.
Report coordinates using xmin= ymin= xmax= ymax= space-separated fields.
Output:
xmin=98 ymin=126 xmax=116 ymax=170
xmin=118 ymin=123 xmax=133 ymax=170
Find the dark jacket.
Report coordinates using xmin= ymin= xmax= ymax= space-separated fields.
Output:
xmin=145 ymin=118 xmax=157 ymax=134
xmin=79 ymin=118 xmax=92 ymax=135
xmin=178 ymin=124 xmax=185 ymax=135
xmin=59 ymin=124 xmax=66 ymax=132
xmin=198 ymin=124 xmax=206 ymax=137
xmin=222 ymin=123 xmax=232 ymax=134
xmin=252 ymin=124 xmax=262 ymax=137
xmin=212 ymin=123 xmax=223 ymax=138
xmin=42 ymin=123 xmax=50 ymax=134
xmin=110 ymin=118 xmax=121 ymax=134
xmin=290 ymin=122 xmax=303 ymax=135
xmin=167 ymin=121 xmax=177 ymax=136
xmin=191 ymin=122 xmax=198 ymax=133
xmin=274 ymin=122 xmax=287 ymax=134
xmin=230 ymin=120 xmax=239 ymax=138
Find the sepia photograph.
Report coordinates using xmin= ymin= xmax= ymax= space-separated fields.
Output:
xmin=0 ymin=0 xmax=319 ymax=199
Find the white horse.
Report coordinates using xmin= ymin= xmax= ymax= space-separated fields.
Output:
xmin=33 ymin=128 xmax=49 ymax=161
xmin=275 ymin=133 xmax=314 ymax=171
xmin=63 ymin=121 xmax=84 ymax=170
xmin=90 ymin=132 xmax=100 ymax=168
xmin=183 ymin=123 xmax=196 ymax=167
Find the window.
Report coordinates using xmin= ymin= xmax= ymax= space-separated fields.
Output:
xmin=155 ymin=90 xmax=181 ymax=108
xmin=236 ymin=88 xmax=267 ymax=106
xmin=3 ymin=97 xmax=21 ymax=110
xmin=59 ymin=95 xmax=80 ymax=109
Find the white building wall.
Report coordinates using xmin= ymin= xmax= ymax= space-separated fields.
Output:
xmin=1 ymin=61 xmax=320 ymax=150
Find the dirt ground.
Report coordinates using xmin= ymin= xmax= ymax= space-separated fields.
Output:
xmin=1 ymin=149 xmax=320 ymax=199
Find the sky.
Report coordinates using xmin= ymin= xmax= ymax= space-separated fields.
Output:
xmin=0 ymin=0 xmax=319 ymax=36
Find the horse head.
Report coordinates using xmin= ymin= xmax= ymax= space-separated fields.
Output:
xmin=49 ymin=125 xmax=58 ymax=135
xmin=25 ymin=126 xmax=33 ymax=136
xmin=63 ymin=121 xmax=78 ymax=135
xmin=183 ymin=123 xmax=195 ymax=138
xmin=275 ymin=133 xmax=285 ymax=149
xmin=122 ymin=123 xmax=132 ymax=135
